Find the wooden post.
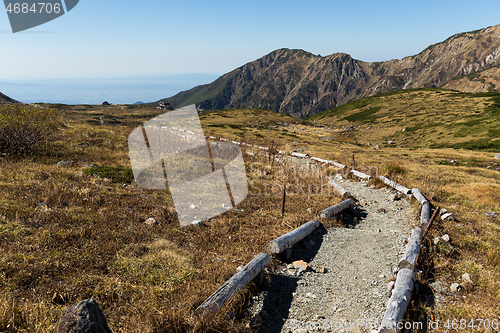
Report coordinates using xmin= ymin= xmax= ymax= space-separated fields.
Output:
xmin=328 ymin=179 xmax=352 ymax=198
xmin=378 ymin=176 xmax=411 ymax=194
xmin=281 ymin=185 xmax=287 ymax=216
xmin=378 ymin=268 xmax=415 ymax=333
xmin=423 ymin=207 xmax=440 ymax=238
xmin=318 ymin=198 xmax=354 ymax=219
xmin=267 ymin=220 xmax=320 ymax=254
xmin=194 ymin=252 xmax=271 ymax=316
xmin=398 ymin=228 xmax=422 ymax=271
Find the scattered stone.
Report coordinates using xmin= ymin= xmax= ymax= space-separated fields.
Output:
xmin=335 ymin=173 xmax=343 ymax=180
xmin=440 ymin=208 xmax=448 ymax=215
xmin=373 ymin=145 xmax=380 ymax=149
xmin=190 ymin=204 xmax=198 ymax=210
xmin=495 ymin=154 xmax=500 ymax=159
xmin=441 ymin=213 xmax=455 ymax=221
xmin=387 ymin=281 xmax=395 ymax=296
xmin=286 ymin=263 xmax=295 ymax=269
xmin=88 ymin=164 xmax=99 ymax=168
xmin=38 ymin=203 xmax=48 ymax=209
xmin=144 ymin=218 xmax=157 ymax=226
xmin=450 ymin=283 xmax=461 ymax=293
xmin=191 ymin=220 xmax=203 ymax=227
xmin=307 ymin=208 xmax=313 ymax=214
xmin=55 ymin=299 xmax=112 ymax=333
xmin=57 ymin=160 xmax=69 ymax=167
xmin=442 ymin=234 xmax=451 ymax=243
xmin=485 ymin=212 xmax=498 ymax=218
xmin=460 ymin=273 xmax=474 ymax=291
xmin=292 ymin=260 xmax=309 ymax=272
xmin=377 ymin=208 xmax=386 ymax=213
xmin=317 ymin=266 xmax=327 ymax=274
xmin=388 ymin=141 xmax=395 ymax=145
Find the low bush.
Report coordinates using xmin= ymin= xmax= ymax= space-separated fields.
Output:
xmin=0 ymin=104 xmax=61 ymax=155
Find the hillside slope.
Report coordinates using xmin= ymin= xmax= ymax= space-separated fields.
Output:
xmin=161 ymin=25 xmax=500 ymax=118
xmin=0 ymin=91 xmax=19 ymax=104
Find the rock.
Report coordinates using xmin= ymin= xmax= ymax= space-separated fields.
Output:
xmin=433 ymin=237 xmax=441 ymax=245
xmin=461 ymin=273 xmax=474 ymax=291
xmin=440 ymin=208 xmax=448 ymax=215
xmin=388 ymin=141 xmax=395 ymax=145
xmin=441 ymin=234 xmax=451 ymax=243
xmin=485 ymin=212 xmax=498 ymax=218
xmin=377 ymin=208 xmax=386 ymax=213
xmin=450 ymin=283 xmax=461 ymax=293
xmin=88 ymin=164 xmax=99 ymax=168
xmin=317 ymin=266 xmax=327 ymax=274
xmin=190 ymin=204 xmax=198 ymax=210
xmin=55 ymin=299 xmax=112 ymax=333
xmin=38 ymin=203 xmax=48 ymax=209
xmin=287 ymin=263 xmax=295 ymax=269
xmin=387 ymin=281 xmax=395 ymax=296
xmin=441 ymin=213 xmax=455 ymax=221
xmin=144 ymin=218 xmax=157 ymax=226
xmin=307 ymin=208 xmax=312 ymax=214
xmin=292 ymin=260 xmax=309 ymax=272
xmin=191 ymin=220 xmax=203 ymax=227
xmin=335 ymin=173 xmax=343 ymax=180
xmin=57 ymin=161 xmax=70 ymax=167
xmin=495 ymin=154 xmax=500 ymax=159
xmin=373 ymin=145 xmax=380 ymax=149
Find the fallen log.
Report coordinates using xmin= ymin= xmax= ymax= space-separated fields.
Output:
xmin=378 ymin=268 xmax=415 ymax=333
xmin=310 ymin=157 xmax=346 ymax=169
xmin=318 ymin=198 xmax=354 ymax=219
xmin=328 ymin=179 xmax=352 ymax=198
xmin=420 ymin=202 xmax=431 ymax=227
xmin=267 ymin=220 xmax=320 ymax=254
xmin=378 ymin=176 xmax=411 ymax=194
xmin=350 ymin=169 xmax=371 ymax=180
xmin=411 ymin=188 xmax=428 ymax=205
xmin=194 ymin=252 xmax=271 ymax=316
xmin=398 ymin=228 xmax=422 ymax=271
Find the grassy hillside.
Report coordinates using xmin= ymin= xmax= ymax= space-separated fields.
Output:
xmin=0 ymin=98 xmax=499 ymax=331
xmin=307 ymin=88 xmax=500 ymax=151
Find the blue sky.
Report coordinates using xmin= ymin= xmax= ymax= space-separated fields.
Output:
xmin=1 ymin=0 xmax=500 ymax=80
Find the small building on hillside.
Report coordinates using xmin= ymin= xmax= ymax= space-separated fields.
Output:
xmin=158 ymin=101 xmax=169 ymax=110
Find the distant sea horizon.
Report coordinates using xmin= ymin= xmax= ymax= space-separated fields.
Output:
xmin=0 ymin=73 xmax=220 ymax=105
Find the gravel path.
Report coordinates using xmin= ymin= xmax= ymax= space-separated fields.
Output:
xmin=247 ymin=179 xmax=415 ymax=333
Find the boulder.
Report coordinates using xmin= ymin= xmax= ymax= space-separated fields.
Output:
xmin=495 ymin=154 xmax=500 ymax=159
xmin=292 ymin=260 xmax=309 ymax=272
xmin=441 ymin=213 xmax=455 ymax=221
xmin=56 ymin=299 xmax=112 ymax=333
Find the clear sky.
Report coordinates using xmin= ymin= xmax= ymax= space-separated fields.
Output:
xmin=1 ymin=0 xmax=500 ymax=80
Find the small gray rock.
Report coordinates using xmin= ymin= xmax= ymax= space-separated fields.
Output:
xmin=55 ymin=299 xmax=112 ymax=333
xmin=57 ymin=161 xmax=69 ymax=167
xmin=441 ymin=234 xmax=451 ymax=243
xmin=450 ymin=283 xmax=461 ymax=293
xmin=144 ymin=218 xmax=157 ymax=226
xmin=388 ymin=141 xmax=395 ymax=145
xmin=191 ymin=220 xmax=203 ymax=227
xmin=485 ymin=212 xmax=498 ymax=218
xmin=441 ymin=213 xmax=455 ymax=221
xmin=494 ymin=154 xmax=500 ymax=159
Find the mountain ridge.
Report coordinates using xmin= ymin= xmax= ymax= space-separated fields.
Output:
xmin=0 ymin=91 xmax=19 ymax=104
xmin=160 ymin=24 xmax=500 ymax=118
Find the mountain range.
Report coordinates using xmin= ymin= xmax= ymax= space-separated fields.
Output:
xmin=160 ymin=25 xmax=500 ymax=118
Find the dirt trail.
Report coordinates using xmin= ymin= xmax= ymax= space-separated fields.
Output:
xmin=248 ymin=178 xmax=415 ymax=333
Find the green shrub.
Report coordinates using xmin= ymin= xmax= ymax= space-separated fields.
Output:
xmin=0 ymin=104 xmax=61 ymax=155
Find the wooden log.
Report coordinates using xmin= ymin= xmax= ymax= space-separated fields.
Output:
xmin=194 ymin=252 xmax=270 ymax=316
xmin=350 ymin=169 xmax=371 ymax=180
xmin=411 ymin=188 xmax=428 ymax=205
xmin=291 ymin=152 xmax=309 ymax=158
xmin=398 ymin=228 xmax=422 ymax=271
xmin=310 ymin=157 xmax=346 ymax=169
xmin=378 ymin=176 xmax=411 ymax=194
xmin=378 ymin=268 xmax=415 ymax=333
xmin=318 ymin=198 xmax=354 ymax=219
xmin=420 ymin=202 xmax=430 ymax=227
xmin=328 ymin=179 xmax=352 ymax=198
xmin=267 ymin=220 xmax=320 ymax=254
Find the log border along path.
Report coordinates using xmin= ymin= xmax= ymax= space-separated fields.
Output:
xmin=194 ymin=136 xmax=438 ymax=333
